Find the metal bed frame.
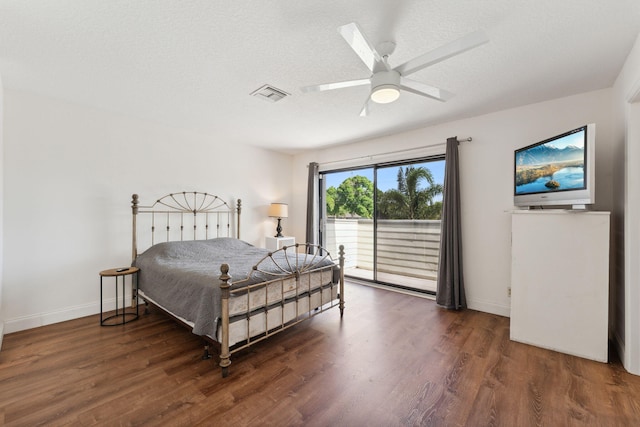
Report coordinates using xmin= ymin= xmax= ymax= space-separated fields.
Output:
xmin=131 ymin=191 xmax=345 ymax=377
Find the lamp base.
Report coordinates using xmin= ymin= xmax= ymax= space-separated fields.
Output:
xmin=274 ymin=218 xmax=283 ymax=238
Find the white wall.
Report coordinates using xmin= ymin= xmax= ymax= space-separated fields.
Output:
xmin=292 ymin=89 xmax=614 ymax=317
xmin=612 ymin=32 xmax=640 ymax=375
xmin=2 ymin=89 xmax=292 ymax=333
xmin=0 ymin=73 xmax=4 ymax=348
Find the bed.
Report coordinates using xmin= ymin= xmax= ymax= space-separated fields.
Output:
xmin=130 ymin=192 xmax=345 ymax=377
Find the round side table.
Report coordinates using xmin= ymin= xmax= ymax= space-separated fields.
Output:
xmin=99 ymin=267 xmax=140 ymax=326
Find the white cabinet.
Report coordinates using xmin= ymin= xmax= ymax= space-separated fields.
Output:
xmin=265 ymin=236 xmax=295 ymax=251
xmin=510 ymin=210 xmax=610 ymax=362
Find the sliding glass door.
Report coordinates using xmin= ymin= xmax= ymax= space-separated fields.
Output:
xmin=320 ymin=157 xmax=445 ymax=293
xmin=322 ymin=168 xmax=374 ymax=281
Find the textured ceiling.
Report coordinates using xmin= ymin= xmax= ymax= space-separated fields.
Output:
xmin=1 ymin=1 xmax=639 ymax=153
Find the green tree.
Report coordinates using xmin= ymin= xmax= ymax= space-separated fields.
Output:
xmin=397 ymin=167 xmax=406 ymax=194
xmin=378 ymin=166 xmax=443 ymax=220
xmin=325 ymin=186 xmax=338 ymax=216
xmin=327 ymin=175 xmax=374 ymax=218
xmin=422 ymin=201 xmax=443 ymax=220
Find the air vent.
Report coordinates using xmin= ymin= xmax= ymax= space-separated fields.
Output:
xmin=251 ymin=84 xmax=290 ymax=103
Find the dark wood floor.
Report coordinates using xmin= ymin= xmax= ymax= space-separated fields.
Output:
xmin=2 ymin=282 xmax=640 ymax=426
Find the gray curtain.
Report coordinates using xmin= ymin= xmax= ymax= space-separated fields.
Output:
xmin=436 ymin=137 xmax=466 ymax=309
xmin=306 ymin=162 xmax=320 ymax=249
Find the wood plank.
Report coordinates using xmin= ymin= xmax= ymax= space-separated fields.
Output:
xmin=1 ymin=282 xmax=640 ymax=425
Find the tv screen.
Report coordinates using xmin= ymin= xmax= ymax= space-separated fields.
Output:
xmin=514 ymin=124 xmax=595 ymax=208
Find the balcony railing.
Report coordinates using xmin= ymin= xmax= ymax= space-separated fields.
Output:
xmin=323 ymin=217 xmax=442 ymax=286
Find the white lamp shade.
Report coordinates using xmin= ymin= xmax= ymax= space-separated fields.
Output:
xmin=268 ymin=203 xmax=288 ymax=218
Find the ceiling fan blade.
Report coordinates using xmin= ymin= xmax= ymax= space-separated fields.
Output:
xmin=359 ymin=97 xmax=372 ymax=117
xmin=400 ymin=78 xmax=455 ymax=102
xmin=395 ymin=30 xmax=489 ymax=76
xmin=301 ymin=78 xmax=370 ymax=93
xmin=338 ymin=22 xmax=382 ymax=72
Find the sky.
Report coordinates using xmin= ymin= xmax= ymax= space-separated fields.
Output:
xmin=323 ymin=159 xmax=446 ymax=194
xmin=536 ymin=128 xmax=585 ymax=150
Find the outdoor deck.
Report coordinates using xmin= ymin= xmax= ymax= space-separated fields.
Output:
xmin=345 ymin=267 xmax=437 ymax=293
xmin=326 ymin=218 xmax=441 ymax=294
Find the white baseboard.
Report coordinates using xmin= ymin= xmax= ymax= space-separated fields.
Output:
xmin=4 ymin=294 xmax=511 ymax=334
xmin=0 ymin=321 xmax=4 ymax=350
xmin=349 ymin=278 xmax=511 ymax=318
xmin=611 ymin=330 xmax=640 ymax=376
xmin=467 ymin=297 xmax=511 ymax=318
xmin=4 ymin=298 xmax=141 ymax=334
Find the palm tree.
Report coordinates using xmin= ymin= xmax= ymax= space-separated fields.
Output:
xmin=379 ymin=166 xmax=443 ymax=219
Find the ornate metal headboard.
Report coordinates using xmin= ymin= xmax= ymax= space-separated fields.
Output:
xmin=131 ymin=192 xmax=242 ymax=261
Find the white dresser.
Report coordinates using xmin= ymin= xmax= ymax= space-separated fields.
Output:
xmin=510 ymin=210 xmax=610 ymax=362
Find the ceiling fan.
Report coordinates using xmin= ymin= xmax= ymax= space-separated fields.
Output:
xmin=301 ymin=22 xmax=489 ymax=116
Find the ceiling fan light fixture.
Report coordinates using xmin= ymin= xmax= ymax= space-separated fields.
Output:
xmin=371 ymin=84 xmax=400 ymax=103
xmin=370 ymin=70 xmax=401 ymax=104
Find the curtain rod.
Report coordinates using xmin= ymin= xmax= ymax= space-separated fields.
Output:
xmin=313 ymin=137 xmax=472 ymax=168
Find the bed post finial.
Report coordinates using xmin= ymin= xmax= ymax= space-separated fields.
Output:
xmin=132 ymin=194 xmax=139 ymax=214
xmin=219 ymin=263 xmax=232 ymax=377
xmin=132 ymin=194 xmax=139 ymax=261
xmin=236 ymin=199 xmax=242 ymax=239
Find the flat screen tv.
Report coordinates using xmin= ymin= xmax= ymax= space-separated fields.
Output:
xmin=514 ymin=123 xmax=595 ymax=208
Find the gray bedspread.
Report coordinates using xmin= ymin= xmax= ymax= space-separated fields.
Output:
xmin=132 ymin=238 xmax=335 ymax=337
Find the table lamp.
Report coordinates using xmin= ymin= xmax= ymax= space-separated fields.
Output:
xmin=268 ymin=203 xmax=288 ymax=237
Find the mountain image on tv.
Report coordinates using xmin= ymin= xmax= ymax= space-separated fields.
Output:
xmin=515 ymin=131 xmax=586 ymax=195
